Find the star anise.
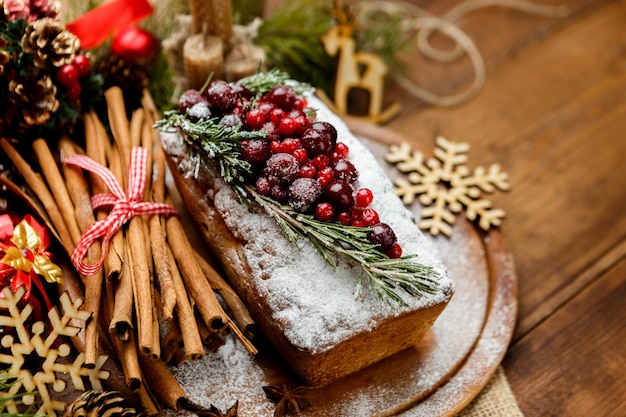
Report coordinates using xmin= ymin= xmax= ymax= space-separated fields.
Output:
xmin=262 ymin=384 xmax=311 ymax=417
xmin=181 ymin=399 xmax=238 ymax=417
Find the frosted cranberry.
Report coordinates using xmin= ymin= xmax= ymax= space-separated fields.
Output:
xmin=269 ymin=108 xmax=286 ymax=124
xmin=218 ymin=113 xmax=243 ymax=127
xmin=230 ymin=82 xmax=252 ymax=100
xmin=204 ymin=80 xmax=236 ymax=113
xmin=335 ymin=142 xmax=349 ymax=156
xmin=179 ymin=89 xmax=206 ymax=114
xmin=56 ymin=64 xmax=78 ymax=87
xmin=360 ymin=208 xmax=380 ymax=225
xmin=325 ymin=180 xmax=354 ymax=211
xmin=266 ymin=153 xmax=300 ymax=184
xmin=292 ymin=148 xmax=309 ymax=164
xmin=316 ymin=166 xmax=334 ymax=188
xmin=310 ymin=121 xmax=337 ymax=144
xmin=367 ymin=223 xmax=397 ymax=252
xmin=271 ymin=184 xmax=289 ymax=203
xmin=234 ymin=97 xmax=249 ymax=112
xmin=187 ymin=102 xmax=212 ymax=122
xmin=299 ymin=163 xmax=316 ymax=178
xmin=332 ymin=158 xmax=358 ymax=183
xmin=355 ymin=188 xmax=374 ymax=208
xmin=73 ymin=54 xmax=90 ymax=78
xmin=266 ymin=85 xmax=297 ymax=111
xmin=256 ymin=176 xmax=272 ymax=195
xmin=311 ymin=154 xmax=329 ymax=170
xmin=279 ymin=117 xmax=298 ymax=136
xmin=258 ymin=102 xmax=277 ymax=115
xmin=246 ymin=108 xmax=266 ymax=130
xmin=386 ymin=243 xmax=403 ymax=259
xmin=280 ymin=137 xmax=301 ymax=154
xmin=338 ymin=211 xmax=352 ymax=225
xmin=242 ymin=139 xmax=270 ymax=165
xmin=288 ymin=109 xmax=306 ymax=119
xmin=288 ymin=178 xmax=323 ymax=213
xmin=66 ymin=82 xmax=81 ymax=102
xmin=301 ymin=126 xmax=333 ymax=156
xmin=261 ymin=122 xmax=281 ymax=142
xmin=315 ymin=202 xmax=335 ymax=222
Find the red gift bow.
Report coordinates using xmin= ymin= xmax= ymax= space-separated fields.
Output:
xmin=0 ymin=214 xmax=61 ymax=314
xmin=65 ymin=147 xmax=178 ymax=276
xmin=66 ymin=0 xmax=153 ymax=49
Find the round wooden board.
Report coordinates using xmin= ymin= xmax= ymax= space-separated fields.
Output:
xmin=168 ymin=121 xmax=518 ymax=417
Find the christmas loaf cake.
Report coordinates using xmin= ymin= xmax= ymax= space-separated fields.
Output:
xmin=157 ymin=72 xmax=454 ymax=387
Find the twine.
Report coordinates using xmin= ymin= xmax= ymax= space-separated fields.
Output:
xmin=357 ymin=0 xmax=569 ymax=106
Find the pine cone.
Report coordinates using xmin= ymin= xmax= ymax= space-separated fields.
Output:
xmin=63 ymin=390 xmax=144 ymax=417
xmin=97 ymin=55 xmax=148 ymax=99
xmin=21 ymin=18 xmax=80 ymax=69
xmin=9 ymin=72 xmax=59 ymax=127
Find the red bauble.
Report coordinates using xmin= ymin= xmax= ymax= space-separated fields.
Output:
xmin=111 ymin=26 xmax=158 ymax=62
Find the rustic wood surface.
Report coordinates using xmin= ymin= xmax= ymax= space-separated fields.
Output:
xmin=264 ymin=0 xmax=626 ymax=415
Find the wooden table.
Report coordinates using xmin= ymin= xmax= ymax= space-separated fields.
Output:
xmin=263 ymin=0 xmax=625 ymax=415
xmin=362 ymin=0 xmax=626 ymax=415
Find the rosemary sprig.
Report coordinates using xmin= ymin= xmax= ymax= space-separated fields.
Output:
xmin=250 ymin=187 xmax=440 ymax=310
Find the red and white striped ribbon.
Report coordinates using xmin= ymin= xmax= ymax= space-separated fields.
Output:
xmin=65 ymin=147 xmax=178 ymax=276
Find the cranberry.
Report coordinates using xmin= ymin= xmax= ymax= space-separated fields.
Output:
xmin=294 ymin=115 xmax=310 ymax=136
xmin=56 ymin=64 xmax=79 ymax=87
xmin=360 ymin=208 xmax=380 ymax=225
xmin=334 ymin=142 xmax=349 ymax=159
xmin=242 ymin=139 xmax=271 ymax=165
xmin=310 ymin=121 xmax=337 ymax=145
xmin=332 ymin=158 xmax=358 ymax=183
xmin=315 ymin=202 xmax=335 ymax=221
xmin=367 ymin=223 xmax=397 ymax=252
xmin=288 ymin=178 xmax=323 ymax=213
xmin=301 ymin=125 xmax=333 ymax=157
xmin=179 ymin=89 xmax=207 ymax=114
xmin=299 ymin=163 xmax=316 ymax=178
xmin=280 ymin=137 xmax=301 ymax=154
xmin=265 ymin=85 xmax=297 ymax=111
xmin=269 ymin=108 xmax=285 ymax=124
xmin=325 ymin=180 xmax=354 ymax=211
xmin=266 ymin=153 xmax=300 ymax=184
xmin=386 ymin=243 xmax=403 ymax=259
xmin=257 ymin=102 xmax=277 ymax=115
xmin=256 ymin=176 xmax=272 ymax=195
xmin=294 ymin=97 xmax=307 ymax=111
xmin=311 ymin=154 xmax=329 ymax=170
xmin=292 ymin=148 xmax=308 ymax=164
xmin=246 ymin=108 xmax=266 ymax=130
xmin=278 ymin=117 xmax=298 ymax=137
xmin=338 ymin=211 xmax=352 ymax=225
xmin=72 ymin=54 xmax=90 ymax=78
xmin=270 ymin=140 xmax=282 ymax=154
xmin=355 ymin=188 xmax=374 ymax=208
xmin=187 ymin=102 xmax=212 ymax=122
xmin=204 ymin=80 xmax=236 ymax=113
xmin=316 ymin=166 xmax=334 ymax=188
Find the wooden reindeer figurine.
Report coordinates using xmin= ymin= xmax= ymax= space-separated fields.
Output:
xmin=320 ymin=0 xmax=399 ymax=123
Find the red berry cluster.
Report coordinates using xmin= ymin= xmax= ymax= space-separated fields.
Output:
xmin=55 ymin=54 xmax=90 ymax=102
xmin=178 ymin=81 xmax=403 ymax=258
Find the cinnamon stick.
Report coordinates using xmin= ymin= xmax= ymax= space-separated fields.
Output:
xmin=103 ymin=146 xmax=125 ymax=281
xmin=109 ymin=242 xmax=134 ymax=341
xmin=0 ymin=138 xmax=74 ymax=253
xmin=165 ymin=210 xmax=226 ymax=333
xmin=139 ymin=355 xmax=188 ymax=411
xmin=194 ymin=250 xmax=256 ymax=340
xmin=166 ymin=245 xmax=204 ymax=361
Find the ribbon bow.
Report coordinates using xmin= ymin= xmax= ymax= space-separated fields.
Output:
xmin=0 ymin=213 xmax=61 ymax=316
xmin=65 ymin=147 xmax=178 ymax=276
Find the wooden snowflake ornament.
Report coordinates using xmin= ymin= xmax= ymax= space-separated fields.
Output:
xmin=386 ymin=136 xmax=509 ymax=236
xmin=0 ymin=286 xmax=110 ymax=417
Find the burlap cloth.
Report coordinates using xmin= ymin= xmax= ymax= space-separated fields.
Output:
xmin=456 ymin=367 xmax=524 ymax=417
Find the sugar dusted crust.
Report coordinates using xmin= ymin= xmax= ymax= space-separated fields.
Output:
xmin=161 ymin=94 xmax=454 ymax=386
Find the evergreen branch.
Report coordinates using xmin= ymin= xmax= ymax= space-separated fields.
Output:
xmin=249 ymin=187 xmax=440 ymax=310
